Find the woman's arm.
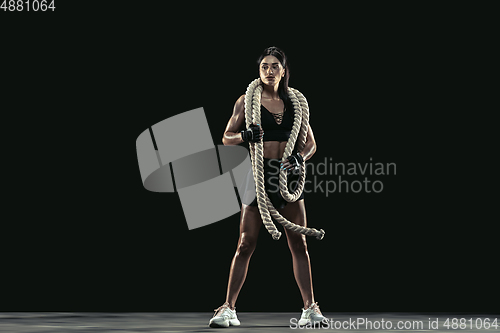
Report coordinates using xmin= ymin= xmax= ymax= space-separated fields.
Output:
xmin=222 ymin=94 xmax=263 ymax=145
xmin=300 ymin=124 xmax=317 ymax=162
xmin=282 ymin=124 xmax=317 ymax=170
xmin=222 ymin=95 xmax=245 ymax=145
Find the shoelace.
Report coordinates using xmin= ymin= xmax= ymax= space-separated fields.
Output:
xmin=305 ymin=302 xmax=323 ymax=315
xmin=213 ymin=302 xmax=232 ymax=318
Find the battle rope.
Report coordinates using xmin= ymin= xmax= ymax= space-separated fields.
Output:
xmin=244 ymin=78 xmax=325 ymax=240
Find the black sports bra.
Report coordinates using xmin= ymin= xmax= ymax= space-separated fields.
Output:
xmin=260 ymin=104 xmax=293 ymax=142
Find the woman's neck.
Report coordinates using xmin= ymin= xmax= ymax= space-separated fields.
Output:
xmin=262 ymin=83 xmax=280 ymax=100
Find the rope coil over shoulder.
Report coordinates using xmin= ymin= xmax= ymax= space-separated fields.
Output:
xmin=244 ymin=78 xmax=325 ymax=241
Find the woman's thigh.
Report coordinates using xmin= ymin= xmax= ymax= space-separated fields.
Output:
xmin=278 ymin=199 xmax=307 ymax=246
xmin=238 ymin=204 xmax=263 ymax=242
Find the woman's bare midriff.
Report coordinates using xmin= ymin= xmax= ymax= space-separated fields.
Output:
xmin=263 ymin=141 xmax=288 ymax=159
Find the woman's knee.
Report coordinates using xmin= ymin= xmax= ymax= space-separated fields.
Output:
xmin=236 ymin=205 xmax=261 ymax=258
xmin=236 ymin=234 xmax=257 ymax=257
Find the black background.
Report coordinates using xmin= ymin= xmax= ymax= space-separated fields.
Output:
xmin=2 ymin=3 xmax=495 ymax=313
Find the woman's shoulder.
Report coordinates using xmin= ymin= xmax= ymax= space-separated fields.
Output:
xmin=236 ymin=94 xmax=245 ymax=103
xmin=232 ymin=94 xmax=246 ymax=116
xmin=234 ymin=94 xmax=246 ymax=109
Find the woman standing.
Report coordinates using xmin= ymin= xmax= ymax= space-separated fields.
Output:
xmin=209 ymin=46 xmax=325 ymax=328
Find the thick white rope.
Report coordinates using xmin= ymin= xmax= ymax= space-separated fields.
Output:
xmin=244 ymin=78 xmax=325 ymax=240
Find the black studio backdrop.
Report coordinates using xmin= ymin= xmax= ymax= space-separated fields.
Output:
xmin=71 ymin=40 xmax=490 ymax=312
xmin=3 ymin=4 xmax=496 ymax=313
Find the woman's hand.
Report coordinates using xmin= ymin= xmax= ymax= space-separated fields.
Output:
xmin=281 ymin=153 xmax=304 ymax=172
xmin=241 ymin=123 xmax=264 ymax=142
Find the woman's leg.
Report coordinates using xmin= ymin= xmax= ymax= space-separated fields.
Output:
xmin=225 ymin=204 xmax=262 ymax=309
xmin=278 ymin=199 xmax=315 ymax=308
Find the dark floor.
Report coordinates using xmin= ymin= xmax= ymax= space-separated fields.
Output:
xmin=0 ymin=312 xmax=498 ymax=332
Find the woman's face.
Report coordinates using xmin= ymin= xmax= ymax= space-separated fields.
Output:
xmin=259 ymin=55 xmax=285 ymax=87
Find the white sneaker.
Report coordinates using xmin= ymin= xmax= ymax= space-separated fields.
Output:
xmin=298 ymin=302 xmax=326 ymax=326
xmin=209 ymin=302 xmax=241 ymax=328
